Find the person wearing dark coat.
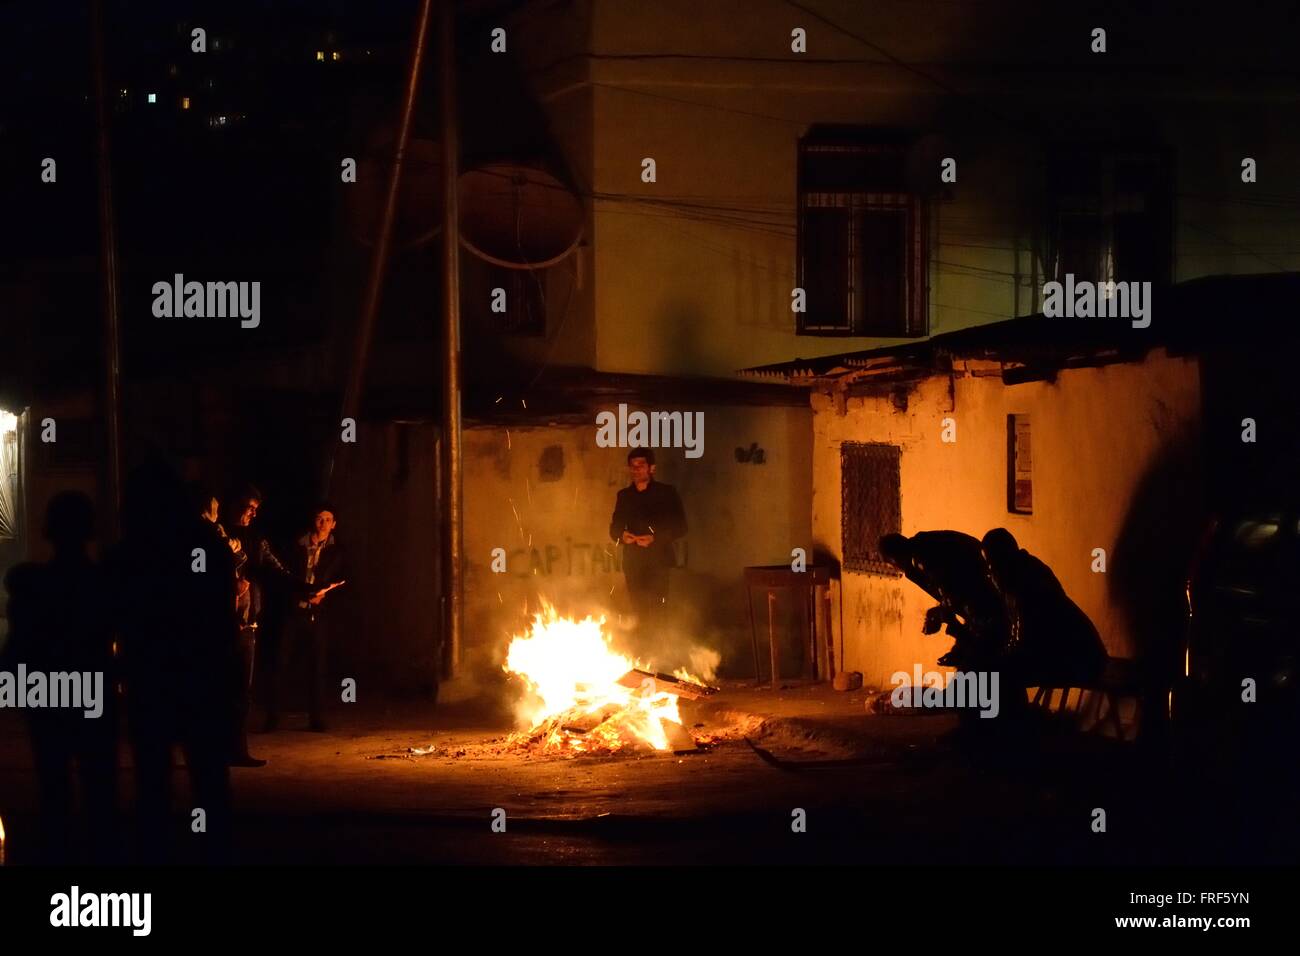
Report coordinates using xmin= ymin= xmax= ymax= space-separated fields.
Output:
xmin=264 ymin=503 xmax=345 ymax=733
xmin=608 ymin=448 xmax=687 ymax=653
xmin=110 ymin=461 xmax=241 ymax=864
xmin=879 ymin=530 xmax=1009 ymax=669
xmin=2 ymin=491 xmax=118 ymax=863
xmin=221 ymin=485 xmax=296 ymax=765
xmin=981 ymin=528 xmax=1108 ymax=687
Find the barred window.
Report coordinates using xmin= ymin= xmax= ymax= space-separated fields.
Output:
xmin=841 ymin=442 xmax=902 ymax=575
xmin=797 ymin=134 xmax=927 ymax=337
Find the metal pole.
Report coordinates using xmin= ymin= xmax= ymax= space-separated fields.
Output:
xmin=324 ymin=0 xmax=434 ymax=496
xmin=768 ymin=590 xmax=778 ymax=690
xmin=91 ymin=0 xmax=122 ymax=538
xmin=438 ymin=0 xmax=464 ymax=679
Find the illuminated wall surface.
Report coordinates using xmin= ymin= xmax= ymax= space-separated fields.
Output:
xmin=811 ymin=350 xmax=1202 ymax=689
xmin=462 ymin=406 xmax=812 ymax=676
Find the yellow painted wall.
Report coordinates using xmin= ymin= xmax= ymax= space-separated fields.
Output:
xmin=811 ymin=350 xmax=1203 ymax=689
xmin=462 ymin=403 xmax=812 ymax=679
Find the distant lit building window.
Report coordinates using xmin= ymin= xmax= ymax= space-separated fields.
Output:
xmin=147 ymin=93 xmax=157 ymax=104
xmin=332 ymin=51 xmax=340 ymax=61
xmin=181 ymin=96 xmax=190 ymax=110
xmin=168 ymin=64 xmax=178 ymax=76
xmin=316 ymin=50 xmax=324 ymax=61
xmin=1008 ymin=415 xmax=1032 ymax=514
xmin=118 ymin=88 xmax=128 ymax=98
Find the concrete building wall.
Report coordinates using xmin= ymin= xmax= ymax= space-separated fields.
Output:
xmin=810 ymin=350 xmax=1203 ymax=689
xmin=462 ymin=403 xmax=812 ymax=682
xmin=505 ymin=0 xmax=1300 ymax=381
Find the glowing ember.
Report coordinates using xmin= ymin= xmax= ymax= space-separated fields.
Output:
xmin=503 ymin=604 xmax=695 ymax=754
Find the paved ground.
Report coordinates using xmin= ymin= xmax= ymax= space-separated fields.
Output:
xmin=1 ymin=680 xmax=1295 ymax=865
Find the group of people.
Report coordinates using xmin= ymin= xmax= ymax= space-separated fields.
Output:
xmin=1 ymin=461 xmax=345 ymax=863
xmin=880 ymin=527 xmax=1108 ymax=695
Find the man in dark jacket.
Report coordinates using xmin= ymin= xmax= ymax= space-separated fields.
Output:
xmin=110 ymin=461 xmax=240 ymax=863
xmin=608 ymin=448 xmax=687 ymax=651
xmin=880 ymin=530 xmax=1009 ymax=669
xmin=3 ymin=491 xmax=118 ymax=863
xmin=981 ymin=528 xmax=1108 ymax=687
xmin=265 ymin=503 xmax=345 ymax=732
xmin=223 ymin=485 xmax=297 ymax=761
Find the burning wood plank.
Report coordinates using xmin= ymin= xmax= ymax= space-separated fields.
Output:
xmin=561 ymin=703 xmax=622 ymax=734
xmin=616 ymin=668 xmax=716 ymax=700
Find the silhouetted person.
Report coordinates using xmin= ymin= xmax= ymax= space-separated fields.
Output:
xmin=609 ymin=448 xmax=687 ymax=654
xmin=266 ymin=503 xmax=345 ymax=733
xmin=108 ymin=461 xmax=240 ymax=863
xmin=1 ymin=491 xmax=118 ymax=863
xmin=981 ymin=528 xmax=1107 ymax=688
xmin=222 ymin=485 xmax=293 ymax=766
xmin=879 ymin=531 xmax=1009 ymax=668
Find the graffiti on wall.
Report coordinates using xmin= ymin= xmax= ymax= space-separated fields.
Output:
xmin=507 ymin=539 xmax=623 ymax=578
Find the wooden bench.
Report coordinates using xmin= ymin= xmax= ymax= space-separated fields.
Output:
xmin=1026 ymin=657 xmax=1144 ymax=742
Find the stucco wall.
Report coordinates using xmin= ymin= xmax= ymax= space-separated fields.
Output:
xmin=811 ymin=349 xmax=1203 ymax=689
xmin=463 ymin=403 xmax=812 ymax=682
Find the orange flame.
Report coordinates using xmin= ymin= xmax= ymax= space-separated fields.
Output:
xmin=503 ymin=604 xmax=688 ymax=753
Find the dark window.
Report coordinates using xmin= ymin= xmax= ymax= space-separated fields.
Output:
xmin=1049 ymin=150 xmax=1172 ymax=287
xmin=798 ymin=137 xmax=927 ymax=337
xmin=1007 ymin=415 xmax=1032 ymax=514
xmin=841 ymin=442 xmax=902 ymax=575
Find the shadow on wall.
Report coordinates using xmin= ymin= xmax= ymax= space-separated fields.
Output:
xmin=1108 ymin=424 xmax=1205 ymax=702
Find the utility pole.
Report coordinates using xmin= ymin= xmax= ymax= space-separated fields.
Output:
xmin=438 ymin=0 xmax=464 ymax=679
xmin=326 ymin=0 xmax=434 ymax=497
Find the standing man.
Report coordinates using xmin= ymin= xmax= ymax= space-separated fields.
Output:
xmin=111 ymin=461 xmax=239 ymax=863
xmin=224 ymin=485 xmax=293 ymax=765
xmin=267 ymin=503 xmax=345 ymax=733
xmin=3 ymin=491 xmax=118 ymax=863
xmin=608 ymin=448 xmax=687 ymax=652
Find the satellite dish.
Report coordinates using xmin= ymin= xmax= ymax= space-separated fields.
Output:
xmin=346 ymin=131 xmax=443 ymax=249
xmin=457 ymin=163 xmax=584 ymax=269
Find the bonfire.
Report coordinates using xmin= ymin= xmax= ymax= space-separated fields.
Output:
xmin=503 ymin=604 xmax=713 ymax=755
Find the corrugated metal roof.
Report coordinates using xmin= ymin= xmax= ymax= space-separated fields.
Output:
xmin=738 ymin=273 xmax=1300 ymax=385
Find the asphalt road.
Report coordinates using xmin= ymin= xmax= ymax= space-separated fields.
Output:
xmin=1 ymin=693 xmax=1296 ymax=865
